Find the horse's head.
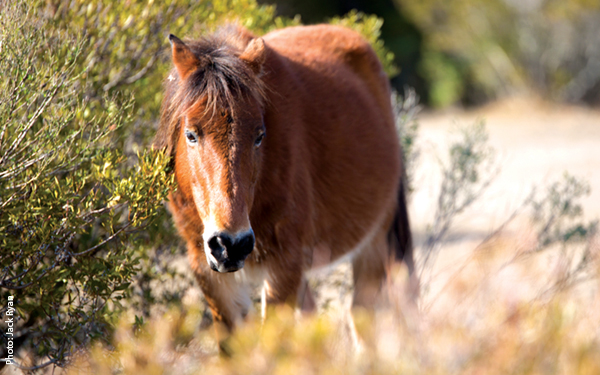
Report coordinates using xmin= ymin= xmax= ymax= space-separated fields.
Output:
xmin=163 ymin=32 xmax=267 ymax=273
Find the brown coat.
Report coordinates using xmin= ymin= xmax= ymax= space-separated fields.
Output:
xmin=155 ymin=24 xmax=414 ymax=336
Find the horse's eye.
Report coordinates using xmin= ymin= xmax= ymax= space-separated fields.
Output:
xmin=185 ymin=129 xmax=198 ymax=144
xmin=254 ymin=132 xmax=265 ymax=147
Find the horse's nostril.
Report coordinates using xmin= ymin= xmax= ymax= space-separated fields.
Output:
xmin=235 ymin=232 xmax=255 ymax=258
xmin=207 ymin=231 xmax=254 ymax=261
xmin=208 ymin=233 xmax=232 ymax=258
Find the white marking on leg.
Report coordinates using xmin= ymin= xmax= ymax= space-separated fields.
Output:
xmin=346 ymin=309 xmax=364 ymax=354
xmin=261 ymin=279 xmax=268 ymax=324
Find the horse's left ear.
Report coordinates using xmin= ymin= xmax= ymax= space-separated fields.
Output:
xmin=240 ymin=38 xmax=266 ymax=75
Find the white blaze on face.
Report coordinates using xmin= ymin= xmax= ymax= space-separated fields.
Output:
xmin=184 ymin=116 xmax=255 ymax=270
xmin=201 ymin=217 xmax=221 ymax=265
xmin=184 ymin=115 xmax=218 ymax=247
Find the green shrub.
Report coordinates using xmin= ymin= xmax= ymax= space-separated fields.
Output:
xmin=420 ymin=121 xmax=498 ymax=285
xmin=0 ymin=1 xmax=173 ymax=367
xmin=528 ymin=173 xmax=598 ymax=294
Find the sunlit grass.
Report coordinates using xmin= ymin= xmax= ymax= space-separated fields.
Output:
xmin=59 ymin=230 xmax=600 ymax=375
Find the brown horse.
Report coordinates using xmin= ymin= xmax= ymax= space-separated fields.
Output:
xmin=155 ymin=24 xmax=414 ymax=336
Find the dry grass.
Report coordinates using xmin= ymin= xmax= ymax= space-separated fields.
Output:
xmin=47 ymin=225 xmax=600 ymax=375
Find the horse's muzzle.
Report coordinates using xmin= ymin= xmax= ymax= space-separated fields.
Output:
xmin=205 ymin=230 xmax=255 ymax=273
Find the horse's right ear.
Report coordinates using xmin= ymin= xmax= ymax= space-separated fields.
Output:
xmin=169 ymin=34 xmax=201 ymax=80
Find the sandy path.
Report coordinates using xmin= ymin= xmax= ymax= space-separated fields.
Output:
xmin=410 ymin=97 xmax=600 ymax=238
xmin=406 ymin=97 xmax=600 ymax=309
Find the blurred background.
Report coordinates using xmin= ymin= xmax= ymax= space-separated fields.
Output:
xmin=260 ymin=0 xmax=600 ymax=108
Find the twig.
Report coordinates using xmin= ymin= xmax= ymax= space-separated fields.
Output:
xmin=422 ymin=198 xmax=528 ymax=312
xmin=71 ymin=224 xmax=129 ymax=256
xmin=124 ymin=53 xmax=158 ymax=84
xmin=0 ymin=260 xmax=58 ymax=290
xmin=9 ymin=358 xmax=58 ymax=372
xmin=0 ymin=78 xmax=63 ymax=165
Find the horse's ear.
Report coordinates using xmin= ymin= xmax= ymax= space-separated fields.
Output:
xmin=240 ymin=38 xmax=266 ymax=75
xmin=169 ymin=34 xmax=201 ymax=80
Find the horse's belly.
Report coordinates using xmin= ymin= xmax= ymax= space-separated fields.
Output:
xmin=307 ymin=94 xmax=400 ymax=260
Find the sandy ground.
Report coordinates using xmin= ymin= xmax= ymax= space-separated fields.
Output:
xmin=407 ymin=97 xmax=600 ymax=313
xmin=411 ymin=96 xmax=600 ymax=236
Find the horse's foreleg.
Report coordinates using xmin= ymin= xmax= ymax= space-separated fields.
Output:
xmin=297 ymin=276 xmax=316 ymax=312
xmin=194 ymin=269 xmax=252 ymax=354
xmin=264 ymin=264 xmax=314 ymax=313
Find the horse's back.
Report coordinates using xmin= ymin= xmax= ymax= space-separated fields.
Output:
xmin=263 ymin=25 xmax=391 ymax=111
xmin=259 ymin=25 xmax=401 ymax=261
